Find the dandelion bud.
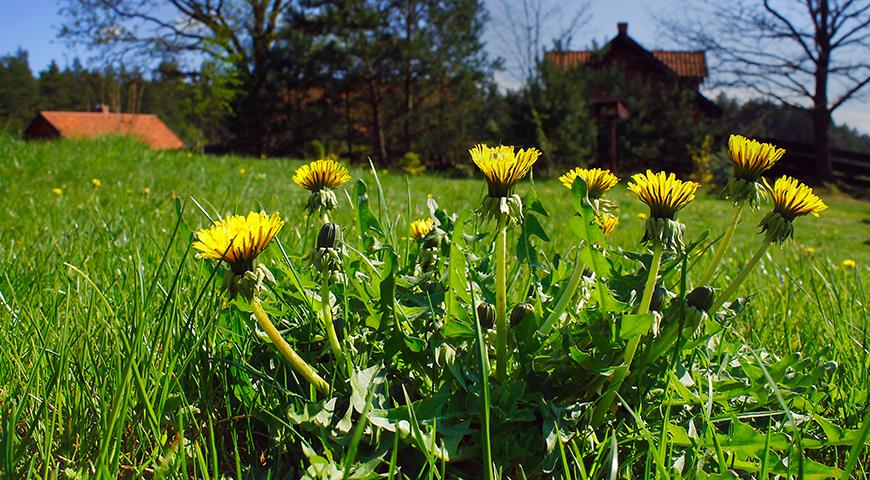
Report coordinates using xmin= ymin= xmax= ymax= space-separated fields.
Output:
xmin=686 ymin=285 xmax=715 ymax=312
xmin=317 ymin=223 xmax=342 ymax=249
xmin=510 ymin=303 xmax=534 ymax=327
xmin=477 ymin=302 xmax=496 ymax=329
xmin=650 ymin=285 xmax=669 ymax=312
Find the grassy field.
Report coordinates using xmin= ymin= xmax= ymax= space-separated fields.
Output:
xmin=0 ymin=136 xmax=868 ymax=478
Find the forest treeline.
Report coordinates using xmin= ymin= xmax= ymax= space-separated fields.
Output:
xmin=1 ymin=41 xmax=868 ymax=174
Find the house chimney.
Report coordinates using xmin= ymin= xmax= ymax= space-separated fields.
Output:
xmin=617 ymin=22 xmax=628 ymax=35
xmin=94 ymin=104 xmax=110 ymax=114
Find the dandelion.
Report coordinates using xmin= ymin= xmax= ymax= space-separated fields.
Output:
xmin=804 ymin=247 xmax=816 ymax=255
xmin=628 ymin=170 xmax=698 ymax=252
xmin=469 ymin=143 xmax=540 ymax=379
xmin=597 ymin=213 xmax=619 ymax=237
xmin=52 ymin=188 xmax=63 ymax=197
xmin=142 ymin=187 xmax=150 ymax=195
xmin=703 ymin=136 xmax=786 ymax=285
xmin=409 ymin=218 xmax=434 ymax=240
xmin=594 ymin=170 xmax=698 ymax=425
xmin=559 ymin=167 xmax=618 ymax=199
xmin=710 ymin=176 xmax=826 ymax=316
xmin=759 ymin=176 xmax=827 ymax=244
xmin=470 ymin=144 xmax=540 ymax=199
xmin=193 ymin=211 xmax=328 ymax=393
xmin=293 ymin=159 xmax=351 ymax=222
xmin=728 ymin=135 xmax=785 ymax=183
xmin=843 ymin=259 xmax=856 ymax=268
xmin=239 ymin=168 xmax=247 ymax=175
xmin=193 ymin=211 xmax=284 ymax=275
xmin=636 ymin=212 xmax=647 ymax=220
xmin=91 ymin=178 xmax=102 ymax=188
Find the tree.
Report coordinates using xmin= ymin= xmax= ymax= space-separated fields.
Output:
xmin=660 ymin=0 xmax=870 ymax=182
xmin=0 ymin=50 xmax=38 ymax=134
xmin=59 ymin=0 xmax=292 ymax=152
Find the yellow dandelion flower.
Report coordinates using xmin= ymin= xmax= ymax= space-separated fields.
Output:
xmin=728 ymin=134 xmax=785 ymax=180
xmin=804 ymin=246 xmax=816 ymax=255
xmin=410 ymin=218 xmax=435 ymax=240
xmin=52 ymin=188 xmax=63 ymax=197
xmin=293 ymin=159 xmax=351 ymax=192
xmin=764 ymin=176 xmax=827 ymax=220
xmin=91 ymin=178 xmax=102 ymax=188
xmin=627 ymin=170 xmax=699 ymax=219
xmin=470 ymin=144 xmax=541 ymax=197
xmin=239 ymin=168 xmax=247 ymax=175
xmin=193 ymin=212 xmax=284 ymax=274
xmin=597 ymin=213 xmax=619 ymax=236
xmin=636 ymin=212 xmax=648 ymax=220
xmin=843 ymin=259 xmax=856 ymax=268
xmin=559 ymin=167 xmax=619 ymax=198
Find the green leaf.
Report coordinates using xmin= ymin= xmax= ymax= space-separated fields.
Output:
xmin=446 ymin=210 xmax=472 ymax=319
xmin=354 ymin=179 xmax=384 ymax=248
xmin=377 ymin=246 xmax=397 ymax=329
xmin=620 ymin=313 xmax=654 ymax=339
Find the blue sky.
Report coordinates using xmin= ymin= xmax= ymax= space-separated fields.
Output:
xmin=1 ymin=0 xmax=867 ymax=134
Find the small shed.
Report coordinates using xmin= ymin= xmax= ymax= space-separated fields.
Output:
xmin=24 ymin=106 xmax=185 ymax=150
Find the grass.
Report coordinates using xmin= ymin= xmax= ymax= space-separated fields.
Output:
xmin=0 ymin=135 xmax=868 ymax=478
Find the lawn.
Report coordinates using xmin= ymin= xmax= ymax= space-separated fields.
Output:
xmin=0 ymin=136 xmax=868 ymax=478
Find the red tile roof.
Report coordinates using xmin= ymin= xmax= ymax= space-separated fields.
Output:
xmin=650 ymin=51 xmax=708 ymax=78
xmin=545 ymin=50 xmax=708 ymax=79
xmin=34 ymin=111 xmax=185 ymax=150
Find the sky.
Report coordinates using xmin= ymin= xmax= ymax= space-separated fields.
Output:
xmin=1 ymin=0 xmax=867 ymax=134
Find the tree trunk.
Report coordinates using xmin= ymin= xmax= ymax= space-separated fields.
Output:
xmin=403 ymin=0 xmax=415 ymax=154
xmin=366 ymin=75 xmax=388 ymax=165
xmin=812 ymin=0 xmax=833 ymax=183
xmin=811 ymin=106 xmax=833 ymax=182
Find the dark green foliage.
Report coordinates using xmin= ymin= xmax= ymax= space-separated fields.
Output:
xmin=716 ymin=95 xmax=870 ymax=152
xmin=498 ymin=63 xmax=597 ymax=172
xmin=0 ymin=50 xmax=38 ymax=133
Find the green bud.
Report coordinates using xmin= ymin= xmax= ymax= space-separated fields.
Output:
xmin=721 ymin=178 xmax=766 ymax=208
xmin=478 ymin=194 xmax=524 ymax=224
xmin=759 ymin=211 xmax=794 ymax=244
xmin=307 ymin=187 xmax=339 ymax=213
xmin=477 ymin=302 xmax=496 ymax=329
xmin=510 ymin=303 xmax=534 ymax=327
xmin=642 ymin=217 xmax=686 ymax=251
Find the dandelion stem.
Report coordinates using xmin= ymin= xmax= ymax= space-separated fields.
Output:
xmin=320 ymin=266 xmax=344 ymax=365
xmin=699 ymin=204 xmax=743 ymax=285
xmin=709 ymin=239 xmax=771 ymax=314
xmin=592 ymin=242 xmax=663 ymax=425
xmin=495 ymin=216 xmax=508 ymax=380
xmin=538 ymin=246 xmax=585 ymax=336
xmin=251 ymin=298 xmax=330 ymax=394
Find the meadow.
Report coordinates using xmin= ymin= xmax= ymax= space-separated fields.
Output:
xmin=0 ymin=136 xmax=868 ymax=478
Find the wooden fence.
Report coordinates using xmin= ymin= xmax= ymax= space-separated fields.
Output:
xmin=761 ymin=138 xmax=870 ymax=193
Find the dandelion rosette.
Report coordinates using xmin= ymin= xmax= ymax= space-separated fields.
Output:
xmin=597 ymin=213 xmax=619 ymax=237
xmin=293 ymin=159 xmax=351 ymax=214
xmin=722 ymin=135 xmax=785 ymax=206
xmin=628 ymin=170 xmax=699 ymax=251
xmin=193 ymin=212 xmax=284 ymax=298
xmin=759 ymin=176 xmax=827 ymax=243
xmin=470 ymin=144 xmax=540 ymax=222
xmin=559 ymin=168 xmax=618 ymax=199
